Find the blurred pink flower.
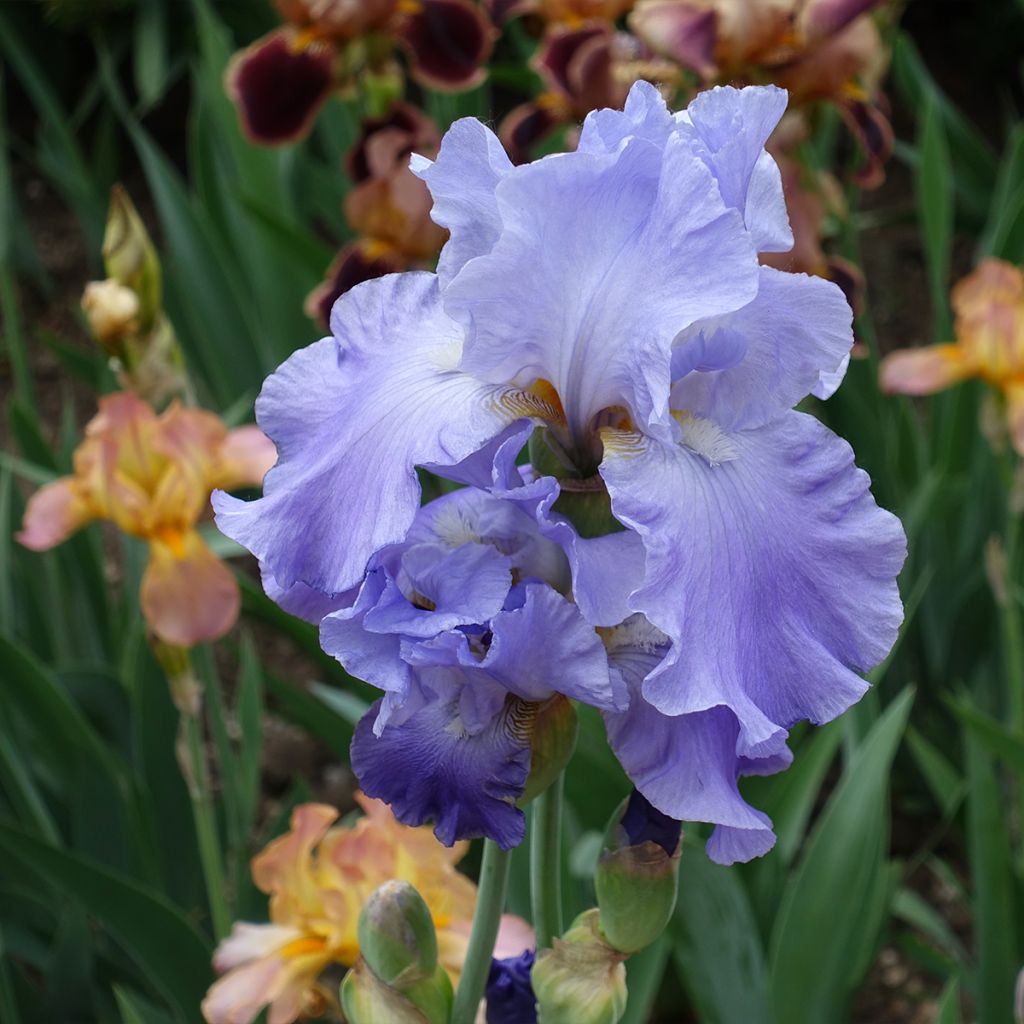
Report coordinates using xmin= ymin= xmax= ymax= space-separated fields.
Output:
xmin=17 ymin=392 xmax=275 ymax=646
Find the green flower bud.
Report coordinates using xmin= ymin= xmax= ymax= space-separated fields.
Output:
xmin=357 ymin=880 xmax=438 ymax=989
xmin=103 ymin=184 xmax=161 ymax=333
xmin=595 ymin=791 xmax=681 ymax=954
xmin=520 ymin=695 xmax=578 ymax=805
xmin=532 ymin=910 xmax=627 ymax=1024
xmin=341 ymin=957 xmax=453 ymax=1024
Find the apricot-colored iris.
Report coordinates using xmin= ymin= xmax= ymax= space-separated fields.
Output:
xmin=880 ymin=259 xmax=1024 ymax=456
xmin=16 ymin=392 xmax=276 ymax=646
xmin=202 ymin=796 xmax=533 ymax=1024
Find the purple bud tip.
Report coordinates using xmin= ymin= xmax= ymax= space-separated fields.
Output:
xmin=621 ymin=789 xmax=680 ymax=856
xmin=486 ymin=950 xmax=537 ymax=1024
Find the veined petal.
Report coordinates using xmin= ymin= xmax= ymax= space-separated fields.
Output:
xmin=604 ymin=638 xmax=778 ymax=864
xmin=448 ymin=129 xmax=758 ymax=440
xmin=141 ymin=530 xmax=240 ymax=646
xmin=600 ymin=412 xmax=905 ymax=758
xmin=576 ymin=78 xmax=676 ymax=155
xmin=16 ymin=478 xmax=94 ymax=551
xmin=352 ymin=695 xmax=532 ymax=848
xmin=411 ymin=117 xmax=513 ymax=286
xmin=879 ymin=344 xmax=970 ymax=396
xmin=478 ymin=585 xmax=626 ymax=709
xmin=671 ymin=266 xmax=853 ymax=431
xmin=214 ymin=272 xmax=526 ymax=595
xmin=678 ymin=85 xmax=793 ymax=253
xmin=261 ymin=563 xmax=356 ymax=624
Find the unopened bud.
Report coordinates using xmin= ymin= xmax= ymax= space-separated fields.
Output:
xmin=520 ymin=697 xmax=577 ymax=805
xmin=341 ymin=956 xmax=451 ymax=1024
xmin=81 ymin=279 xmax=140 ymax=349
xmin=346 ymin=881 xmax=453 ymax=1024
xmin=103 ymin=184 xmax=161 ymax=332
xmin=358 ymin=880 xmax=438 ymax=988
xmin=532 ymin=910 xmax=626 ymax=1024
xmin=594 ymin=790 xmax=681 ymax=954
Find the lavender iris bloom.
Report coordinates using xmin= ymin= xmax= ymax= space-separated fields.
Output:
xmin=215 ymin=81 xmax=905 ymax=864
xmin=323 ymin=485 xmax=625 ymax=848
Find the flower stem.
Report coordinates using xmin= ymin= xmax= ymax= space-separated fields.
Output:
xmin=154 ymin=641 xmax=231 ymax=940
xmin=450 ymin=839 xmax=513 ymax=1024
xmin=179 ymin=705 xmax=231 ymax=940
xmin=530 ymin=772 xmax=565 ymax=950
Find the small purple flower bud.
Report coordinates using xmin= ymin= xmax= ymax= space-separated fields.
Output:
xmin=595 ymin=790 xmax=681 ymax=954
xmin=486 ymin=950 xmax=537 ymax=1024
xmin=620 ymin=789 xmax=681 ymax=856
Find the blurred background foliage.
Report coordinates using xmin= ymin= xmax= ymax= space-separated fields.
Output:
xmin=2 ymin=0 xmax=1024 ymax=1022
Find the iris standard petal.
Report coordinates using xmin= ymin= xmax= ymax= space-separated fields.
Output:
xmin=351 ymin=694 xmax=532 ymax=848
xmin=678 ymin=84 xmax=793 ymax=254
xmin=214 ymin=272 xmax=527 ymax=595
xmin=411 ymin=117 xmax=513 ymax=287
xmin=600 ymin=411 xmax=905 ymax=758
xmin=575 ymin=78 xmax=676 ymax=155
xmin=448 ymin=128 xmax=758 ymax=441
xmin=671 ymin=266 xmax=853 ymax=432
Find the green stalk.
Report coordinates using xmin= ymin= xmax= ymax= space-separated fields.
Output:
xmin=530 ymin=773 xmax=565 ymax=950
xmin=155 ymin=642 xmax=231 ymax=940
xmin=450 ymin=840 xmax=513 ymax=1024
xmin=1000 ymin=463 xmax=1024 ymax=868
xmin=179 ymin=706 xmax=231 ymax=940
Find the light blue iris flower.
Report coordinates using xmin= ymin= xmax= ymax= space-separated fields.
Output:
xmin=215 ymin=82 xmax=905 ymax=863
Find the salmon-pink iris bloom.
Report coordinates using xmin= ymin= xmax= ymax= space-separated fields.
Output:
xmin=881 ymin=259 xmax=1024 ymax=455
xmin=202 ymin=796 xmax=532 ymax=1024
xmin=16 ymin=392 xmax=276 ymax=646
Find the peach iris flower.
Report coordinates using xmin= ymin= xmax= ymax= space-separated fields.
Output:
xmin=202 ymin=797 xmax=532 ymax=1024
xmin=16 ymin=392 xmax=276 ymax=646
xmin=881 ymin=259 xmax=1024 ymax=455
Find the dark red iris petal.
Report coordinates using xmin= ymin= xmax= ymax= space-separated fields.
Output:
xmin=499 ymin=102 xmax=562 ymax=165
xmin=396 ymin=0 xmax=496 ymax=91
xmin=304 ymin=243 xmax=407 ymax=329
xmin=227 ymin=30 xmax=335 ymax=145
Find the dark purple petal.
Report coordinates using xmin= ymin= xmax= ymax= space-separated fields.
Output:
xmin=619 ymin=789 xmax=681 ymax=856
xmin=484 ymin=0 xmax=534 ymax=25
xmin=303 ymin=242 xmax=407 ymax=330
xmin=487 ymin=950 xmax=537 ymax=1024
xmin=840 ymin=98 xmax=893 ymax=188
xmin=351 ymin=696 xmax=531 ymax=848
xmin=499 ymin=102 xmax=563 ymax=165
xmin=396 ymin=0 xmax=496 ymax=91
xmin=226 ymin=30 xmax=335 ymax=145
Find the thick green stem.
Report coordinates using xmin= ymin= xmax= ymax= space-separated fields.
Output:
xmin=530 ymin=773 xmax=564 ymax=950
xmin=450 ymin=840 xmax=513 ymax=1024
xmin=180 ymin=707 xmax=231 ymax=940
